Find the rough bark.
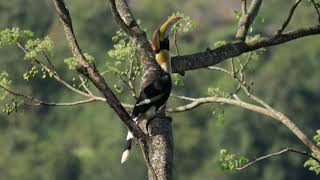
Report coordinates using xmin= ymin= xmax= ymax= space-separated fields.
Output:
xmin=171 ymin=25 xmax=320 ymax=74
xmin=147 ymin=117 xmax=173 ymax=180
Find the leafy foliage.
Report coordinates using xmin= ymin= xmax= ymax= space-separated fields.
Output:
xmin=0 ymin=28 xmax=33 ymax=48
xmin=24 ymin=36 xmax=53 ymax=60
xmin=304 ymin=130 xmax=320 ymax=174
xmin=64 ymin=53 xmax=95 ymax=70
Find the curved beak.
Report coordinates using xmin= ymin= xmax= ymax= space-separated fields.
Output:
xmin=159 ymin=16 xmax=182 ymax=40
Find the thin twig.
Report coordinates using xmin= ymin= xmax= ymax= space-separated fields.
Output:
xmin=207 ymin=66 xmax=232 ymax=75
xmin=41 ymin=50 xmax=57 ymax=73
xmin=311 ymin=0 xmax=320 ymax=24
xmin=236 ymin=148 xmax=320 ymax=170
xmin=126 ymin=58 xmax=137 ymax=99
xmin=79 ymin=75 xmax=94 ymax=95
xmin=173 ymin=30 xmax=180 ymax=56
xmin=17 ymin=42 xmax=91 ymax=97
xmin=277 ymin=0 xmax=304 ymax=35
xmin=231 ymin=58 xmax=236 ymax=77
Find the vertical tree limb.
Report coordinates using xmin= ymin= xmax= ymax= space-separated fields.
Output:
xmin=52 ymin=0 xmax=145 ymax=139
xmin=236 ymin=0 xmax=262 ymax=40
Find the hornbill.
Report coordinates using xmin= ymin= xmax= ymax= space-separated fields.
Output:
xmin=121 ymin=16 xmax=182 ymax=164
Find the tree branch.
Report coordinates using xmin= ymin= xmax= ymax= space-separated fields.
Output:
xmin=276 ymin=0 xmax=303 ymax=35
xmin=169 ymin=95 xmax=320 ymax=158
xmin=236 ymin=148 xmax=320 ymax=171
xmin=52 ymin=0 xmax=145 ymax=139
xmin=0 ymin=84 xmax=97 ymax=106
xmin=172 ymin=24 xmax=320 ymax=74
xmin=236 ymin=0 xmax=262 ymax=40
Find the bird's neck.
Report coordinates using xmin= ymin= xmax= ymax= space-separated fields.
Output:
xmin=156 ymin=50 xmax=172 ymax=74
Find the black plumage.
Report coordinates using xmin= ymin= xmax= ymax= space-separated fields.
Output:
xmin=132 ymin=72 xmax=172 ymax=119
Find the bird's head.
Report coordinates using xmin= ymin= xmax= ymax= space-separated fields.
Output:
xmin=151 ymin=16 xmax=182 ymax=73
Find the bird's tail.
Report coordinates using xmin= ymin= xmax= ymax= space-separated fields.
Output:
xmin=121 ymin=117 xmax=137 ymax=164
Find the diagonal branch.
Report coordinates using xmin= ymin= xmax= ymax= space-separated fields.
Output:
xmin=52 ymin=0 xmax=145 ymax=139
xmin=276 ymin=0 xmax=304 ymax=35
xmin=236 ymin=0 xmax=262 ymax=40
xmin=172 ymin=24 xmax=320 ymax=74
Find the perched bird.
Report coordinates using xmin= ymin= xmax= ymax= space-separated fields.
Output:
xmin=121 ymin=16 xmax=182 ymax=164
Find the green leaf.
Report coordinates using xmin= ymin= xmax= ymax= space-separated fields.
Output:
xmin=172 ymin=74 xmax=184 ymax=86
xmin=304 ymin=130 xmax=320 ymax=174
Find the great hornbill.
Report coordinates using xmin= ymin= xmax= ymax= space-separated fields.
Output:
xmin=121 ymin=16 xmax=182 ymax=164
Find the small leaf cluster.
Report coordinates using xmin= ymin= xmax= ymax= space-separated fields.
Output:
xmin=0 ymin=28 xmax=33 ymax=48
xmin=214 ymin=40 xmax=227 ymax=47
xmin=304 ymin=130 xmax=320 ymax=174
xmin=2 ymin=98 xmax=24 ymax=115
xmin=219 ymin=149 xmax=249 ymax=171
xmin=212 ymin=106 xmax=225 ymax=124
xmin=64 ymin=53 xmax=95 ymax=70
xmin=24 ymin=36 xmax=54 ymax=60
xmin=0 ymin=72 xmax=11 ymax=100
xmin=172 ymin=74 xmax=184 ymax=86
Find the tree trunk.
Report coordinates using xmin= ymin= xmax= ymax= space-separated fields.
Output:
xmin=147 ymin=117 xmax=173 ymax=180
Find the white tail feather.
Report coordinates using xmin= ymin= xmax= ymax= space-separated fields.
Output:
xmin=126 ymin=131 xmax=133 ymax=140
xmin=120 ymin=116 xmax=138 ymax=164
xmin=121 ymin=150 xmax=130 ymax=164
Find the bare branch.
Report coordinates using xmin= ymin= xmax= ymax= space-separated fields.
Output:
xmin=311 ymin=0 xmax=320 ymax=24
xmin=0 ymin=84 xmax=97 ymax=106
xmin=172 ymin=25 xmax=320 ymax=74
xmin=236 ymin=0 xmax=262 ymax=40
xmin=236 ymin=148 xmax=320 ymax=171
xmin=277 ymin=0 xmax=304 ymax=35
xmin=207 ymin=66 xmax=232 ymax=75
xmin=79 ymin=75 xmax=94 ymax=96
xmin=52 ymin=0 xmax=145 ymax=139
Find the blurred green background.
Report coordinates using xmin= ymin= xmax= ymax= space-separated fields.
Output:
xmin=0 ymin=0 xmax=320 ymax=179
